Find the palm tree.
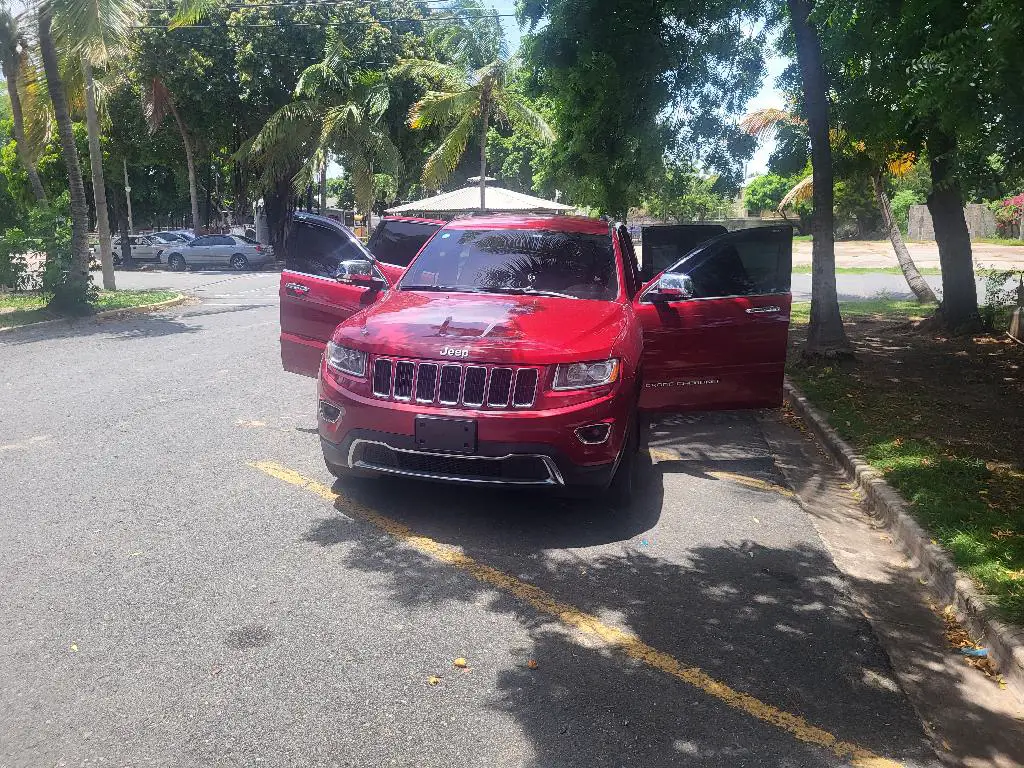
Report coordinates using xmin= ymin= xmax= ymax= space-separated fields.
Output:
xmin=0 ymin=6 xmax=45 ymax=202
xmin=741 ymin=108 xmax=937 ymax=304
xmin=36 ymin=2 xmax=91 ymax=309
xmin=400 ymin=54 xmax=554 ymax=210
xmin=245 ymin=45 xmax=401 ymax=237
xmin=144 ymin=76 xmax=201 ymax=236
xmin=83 ymin=60 xmax=115 ymax=288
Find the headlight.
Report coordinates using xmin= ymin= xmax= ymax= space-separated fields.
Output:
xmin=326 ymin=341 xmax=367 ymax=377
xmin=552 ymin=359 xmax=619 ymax=390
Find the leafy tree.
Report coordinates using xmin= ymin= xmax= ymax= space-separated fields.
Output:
xmin=519 ymin=0 xmax=763 ymax=217
xmin=643 ymin=163 xmax=732 ymax=222
xmin=743 ymin=173 xmax=795 ymax=215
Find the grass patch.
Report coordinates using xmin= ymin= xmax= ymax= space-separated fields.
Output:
xmin=0 ymin=289 xmax=180 ymax=329
xmin=790 ymin=297 xmax=937 ymax=325
xmin=791 ymin=264 xmax=942 ymax=275
xmin=977 ymin=237 xmax=1024 ymax=247
xmin=792 ymin=234 xmax=813 ymax=242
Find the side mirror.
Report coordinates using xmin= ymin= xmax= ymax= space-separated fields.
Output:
xmin=652 ymin=273 xmax=695 ymax=301
xmin=337 ymin=260 xmax=383 ymax=288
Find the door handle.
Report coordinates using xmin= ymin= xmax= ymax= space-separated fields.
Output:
xmin=745 ymin=305 xmax=781 ymax=314
xmin=285 ymin=282 xmax=310 ymax=296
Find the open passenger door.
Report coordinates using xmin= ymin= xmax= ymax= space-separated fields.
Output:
xmin=634 ymin=225 xmax=793 ymax=411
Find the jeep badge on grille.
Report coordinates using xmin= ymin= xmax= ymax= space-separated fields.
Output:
xmin=440 ymin=347 xmax=470 ymax=358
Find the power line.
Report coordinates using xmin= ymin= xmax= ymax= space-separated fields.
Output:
xmin=141 ymin=13 xmax=517 ymax=29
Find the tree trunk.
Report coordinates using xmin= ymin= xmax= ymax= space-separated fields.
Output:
xmin=479 ymin=108 xmax=489 ymax=211
xmin=927 ymin=129 xmax=981 ymax=333
xmin=83 ymin=60 xmax=115 ymax=291
xmin=871 ymin=172 xmax=936 ymax=303
xmin=203 ymin=152 xmax=212 ymax=230
xmin=787 ymin=0 xmax=852 ymax=358
xmin=319 ymin=160 xmax=327 ymax=212
xmin=166 ymin=97 xmax=201 ymax=235
xmin=110 ymin=186 xmax=134 ymax=268
xmin=38 ymin=6 xmax=91 ymax=311
xmin=263 ymin=177 xmax=295 ymax=263
xmin=3 ymin=62 xmax=46 ymax=202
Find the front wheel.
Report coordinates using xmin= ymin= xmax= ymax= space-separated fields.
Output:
xmin=167 ymin=253 xmax=186 ymax=271
xmin=230 ymin=253 xmax=249 ymax=271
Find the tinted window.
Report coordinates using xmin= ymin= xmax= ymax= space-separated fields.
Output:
xmin=668 ymin=230 xmax=791 ymax=297
xmin=190 ymin=236 xmax=217 ymax=246
xmin=287 ymin=221 xmax=368 ymax=278
xmin=641 ymin=224 xmax=728 ymax=281
xmin=401 ymin=228 xmax=618 ymax=301
xmin=368 ymin=220 xmax=441 ymax=267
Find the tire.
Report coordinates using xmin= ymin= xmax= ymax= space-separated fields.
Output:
xmin=230 ymin=253 xmax=249 ymax=271
xmin=167 ymin=253 xmax=186 ymax=271
xmin=608 ymin=412 xmax=639 ymax=507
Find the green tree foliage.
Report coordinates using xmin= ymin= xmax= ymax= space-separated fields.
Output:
xmin=519 ymin=0 xmax=763 ymax=217
xmin=889 ymin=189 xmax=923 ymax=234
xmin=743 ymin=173 xmax=795 ymax=214
xmin=643 ymin=163 xmax=732 ymax=222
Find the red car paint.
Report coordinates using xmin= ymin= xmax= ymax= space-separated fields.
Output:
xmin=279 ymin=214 xmax=793 ymax=492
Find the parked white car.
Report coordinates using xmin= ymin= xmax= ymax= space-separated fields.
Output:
xmin=161 ymin=234 xmax=274 ymax=271
xmin=109 ymin=234 xmax=174 ymax=265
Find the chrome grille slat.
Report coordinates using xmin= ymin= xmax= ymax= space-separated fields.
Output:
xmin=487 ymin=368 xmax=513 ymax=407
xmin=372 ymin=359 xmax=392 ymax=397
xmin=371 ymin=358 xmax=539 ymax=410
xmin=415 ymin=363 xmax=439 ymax=403
xmin=462 ymin=366 xmax=487 ymax=407
xmin=438 ymin=365 xmax=462 ymax=405
xmin=393 ymin=361 xmax=414 ymax=400
xmin=512 ymin=368 xmax=538 ymax=407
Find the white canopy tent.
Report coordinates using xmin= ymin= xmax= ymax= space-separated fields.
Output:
xmin=385 ymin=185 xmax=574 ymax=218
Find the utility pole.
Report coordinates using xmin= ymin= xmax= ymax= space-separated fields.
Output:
xmin=122 ymin=158 xmax=134 ymax=233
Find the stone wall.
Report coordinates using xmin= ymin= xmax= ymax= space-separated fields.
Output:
xmin=908 ymin=203 xmax=997 ymax=240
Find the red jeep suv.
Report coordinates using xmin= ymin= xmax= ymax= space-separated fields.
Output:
xmin=280 ymin=215 xmax=792 ymax=501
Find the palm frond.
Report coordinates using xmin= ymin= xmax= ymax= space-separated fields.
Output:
xmin=497 ymin=92 xmax=554 ymax=142
xmin=739 ymin=108 xmax=805 ymax=138
xmin=408 ymin=87 xmax=479 ymax=129
xmin=393 ymin=57 xmax=465 ymax=90
xmin=295 ymin=60 xmax=347 ymax=99
xmin=169 ymin=0 xmax=217 ymax=29
xmin=421 ymin=110 xmax=476 ymax=189
xmin=779 ymin=175 xmax=813 ymax=210
xmin=52 ymin=0 xmax=141 ymax=64
xmin=142 ymin=75 xmax=173 ymax=133
xmin=19 ymin=54 xmax=53 ymax=162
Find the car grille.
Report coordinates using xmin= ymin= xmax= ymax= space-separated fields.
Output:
xmin=353 ymin=442 xmax=557 ymax=485
xmin=371 ymin=358 xmax=539 ymax=409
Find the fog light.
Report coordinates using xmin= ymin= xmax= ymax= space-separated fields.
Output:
xmin=319 ymin=400 xmax=343 ymax=423
xmin=575 ymin=423 xmax=612 ymax=445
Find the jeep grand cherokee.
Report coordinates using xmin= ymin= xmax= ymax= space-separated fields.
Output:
xmin=279 ymin=215 xmax=792 ymax=502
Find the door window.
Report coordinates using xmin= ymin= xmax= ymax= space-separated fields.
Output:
xmin=287 ymin=222 xmax=368 ymax=278
xmin=367 ymin=220 xmax=441 ymax=267
xmin=616 ymin=225 xmax=640 ymax=297
xmin=190 ymin=236 xmax=217 ymax=246
xmin=664 ymin=228 xmax=791 ymax=298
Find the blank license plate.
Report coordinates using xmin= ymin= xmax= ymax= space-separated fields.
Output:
xmin=414 ymin=416 xmax=477 ymax=454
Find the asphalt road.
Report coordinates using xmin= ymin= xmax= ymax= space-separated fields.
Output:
xmin=2 ymin=271 xmax=1022 ymax=767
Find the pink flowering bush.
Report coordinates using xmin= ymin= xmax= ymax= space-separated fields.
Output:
xmin=993 ymin=193 xmax=1024 ymax=237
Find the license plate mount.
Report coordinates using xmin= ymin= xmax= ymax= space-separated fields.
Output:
xmin=414 ymin=416 xmax=477 ymax=454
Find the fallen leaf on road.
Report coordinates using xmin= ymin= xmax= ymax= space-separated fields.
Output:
xmin=527 ymin=659 xmax=538 ymax=669
xmin=70 ymin=644 xmax=78 ymax=652
xmin=752 ymin=517 xmax=760 ymax=524
xmin=427 ymin=676 xmax=441 ymax=686
xmin=453 ymin=657 xmax=468 ymax=669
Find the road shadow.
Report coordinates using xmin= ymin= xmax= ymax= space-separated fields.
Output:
xmin=0 ymin=310 xmax=204 ymax=346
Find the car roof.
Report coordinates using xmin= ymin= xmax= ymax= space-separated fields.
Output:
xmin=444 ymin=214 xmax=609 ymax=235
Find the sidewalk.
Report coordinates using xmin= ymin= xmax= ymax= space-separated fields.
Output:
xmin=796 ymin=239 xmax=1024 ymax=269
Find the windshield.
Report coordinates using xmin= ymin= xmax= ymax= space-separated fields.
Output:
xmin=400 ymin=228 xmax=618 ymax=300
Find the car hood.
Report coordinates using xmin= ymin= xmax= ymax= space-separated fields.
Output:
xmin=334 ymin=290 xmax=631 ymax=365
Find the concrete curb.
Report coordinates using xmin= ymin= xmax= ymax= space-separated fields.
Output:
xmin=0 ymin=293 xmax=189 ymax=335
xmin=784 ymin=379 xmax=1024 ymax=702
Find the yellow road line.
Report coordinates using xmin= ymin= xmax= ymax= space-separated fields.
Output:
xmin=646 ymin=449 xmax=795 ymax=497
xmin=252 ymin=460 xmax=900 ymax=768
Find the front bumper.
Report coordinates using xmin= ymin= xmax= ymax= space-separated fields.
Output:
xmin=318 ymin=370 xmax=628 ymax=489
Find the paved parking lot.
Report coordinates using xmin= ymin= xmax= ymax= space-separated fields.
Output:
xmin=2 ymin=273 xmax=1023 ymax=767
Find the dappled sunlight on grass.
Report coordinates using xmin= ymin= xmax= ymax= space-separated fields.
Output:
xmin=0 ymin=289 xmax=179 ymax=329
xmin=791 ymin=298 xmax=937 ymax=325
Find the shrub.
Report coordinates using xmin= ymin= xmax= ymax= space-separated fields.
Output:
xmin=990 ymin=193 xmax=1023 ymax=238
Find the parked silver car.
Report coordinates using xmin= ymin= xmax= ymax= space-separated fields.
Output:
xmin=162 ymin=235 xmax=273 ymax=271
